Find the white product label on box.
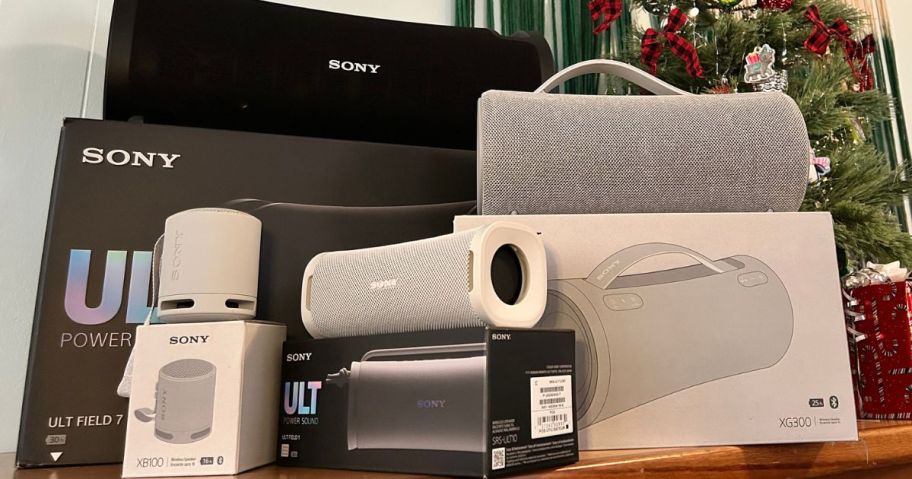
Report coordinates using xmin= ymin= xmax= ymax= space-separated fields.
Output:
xmin=530 ymin=375 xmax=573 ymax=439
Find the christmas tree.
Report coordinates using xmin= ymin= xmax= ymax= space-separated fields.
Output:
xmin=615 ymin=0 xmax=912 ymax=270
xmin=458 ymin=0 xmax=912 ymax=272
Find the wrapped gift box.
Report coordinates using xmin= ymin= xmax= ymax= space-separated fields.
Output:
xmin=847 ymin=281 xmax=912 ymax=419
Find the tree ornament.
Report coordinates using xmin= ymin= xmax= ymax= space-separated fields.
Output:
xmin=718 ymin=0 xmax=743 ymax=10
xmin=688 ymin=6 xmax=700 ymax=18
xmin=744 ymin=44 xmax=789 ymax=92
xmin=588 ymin=0 xmax=623 ymax=35
xmin=641 ymin=7 xmax=704 ymax=78
xmin=707 ymin=78 xmax=735 ymax=94
xmin=744 ymin=44 xmax=776 ymax=83
xmin=643 ymin=0 xmax=671 ymax=16
xmin=758 ymin=0 xmax=793 ymax=10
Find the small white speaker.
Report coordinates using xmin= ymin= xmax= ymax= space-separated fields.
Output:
xmin=158 ymin=208 xmax=261 ymax=322
xmin=301 ymin=221 xmax=547 ymax=338
xmin=134 ymin=359 xmax=217 ymax=444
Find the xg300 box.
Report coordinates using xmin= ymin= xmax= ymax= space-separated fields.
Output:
xmin=455 ymin=213 xmax=858 ymax=449
xmin=279 ymin=328 xmax=578 ymax=477
xmin=17 ymin=118 xmax=474 ymax=467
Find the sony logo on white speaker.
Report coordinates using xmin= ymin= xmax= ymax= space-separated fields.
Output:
xmin=369 ymin=279 xmax=398 ymax=291
xmin=286 ymin=352 xmax=313 ymax=362
xmin=169 ymin=335 xmax=210 ymax=345
xmin=328 ymin=59 xmax=381 ymax=74
xmin=82 ymin=147 xmax=181 ymax=169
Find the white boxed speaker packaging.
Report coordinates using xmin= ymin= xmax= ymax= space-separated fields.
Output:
xmin=123 ymin=321 xmax=286 ymax=477
xmin=454 ymin=213 xmax=858 ymax=449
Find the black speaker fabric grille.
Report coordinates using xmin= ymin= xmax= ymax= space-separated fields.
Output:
xmin=478 ymin=91 xmax=810 ymax=214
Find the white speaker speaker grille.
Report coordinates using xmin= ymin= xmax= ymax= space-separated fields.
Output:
xmin=160 ymin=359 xmax=216 ymax=380
xmin=308 ymin=229 xmax=482 ymax=337
xmin=478 ymin=91 xmax=810 ymax=214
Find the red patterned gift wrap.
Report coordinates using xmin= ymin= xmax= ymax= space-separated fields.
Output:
xmin=846 ymin=281 xmax=912 ymax=419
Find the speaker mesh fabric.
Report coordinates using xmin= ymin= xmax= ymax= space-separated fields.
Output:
xmin=478 ymin=91 xmax=810 ymax=214
xmin=308 ymin=229 xmax=483 ymax=337
xmin=160 ymin=359 xmax=215 ymax=379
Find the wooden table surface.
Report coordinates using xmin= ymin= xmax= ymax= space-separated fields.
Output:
xmin=5 ymin=420 xmax=912 ymax=479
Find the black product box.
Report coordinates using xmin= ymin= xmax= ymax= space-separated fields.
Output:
xmin=279 ymin=328 xmax=578 ymax=477
xmin=17 ymin=118 xmax=474 ymax=467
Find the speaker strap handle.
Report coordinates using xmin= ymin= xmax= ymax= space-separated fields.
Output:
xmin=533 ymin=59 xmax=691 ymax=96
xmin=117 ymin=234 xmax=164 ymax=399
xmin=586 ymin=242 xmax=735 ymax=290
xmin=360 ymin=343 xmax=486 ymax=362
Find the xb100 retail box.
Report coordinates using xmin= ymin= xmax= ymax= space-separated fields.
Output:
xmin=456 ymin=213 xmax=858 ymax=449
xmin=278 ymin=327 xmax=579 ymax=477
xmin=17 ymin=118 xmax=474 ymax=467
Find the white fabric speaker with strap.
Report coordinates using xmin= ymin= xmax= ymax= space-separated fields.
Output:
xmin=478 ymin=60 xmax=811 ymax=214
xmin=300 ymin=221 xmax=547 ymax=338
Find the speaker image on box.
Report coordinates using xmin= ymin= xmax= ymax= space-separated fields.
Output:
xmin=536 ymin=243 xmax=793 ymax=428
xmin=105 ymin=0 xmax=554 ymax=150
xmin=158 ymin=208 xmax=261 ymax=323
xmin=325 ymin=343 xmax=486 ymax=453
xmin=134 ymin=359 xmax=217 ymax=444
xmin=225 ymin=200 xmax=478 ymax=340
xmin=301 ymin=221 xmax=548 ymax=338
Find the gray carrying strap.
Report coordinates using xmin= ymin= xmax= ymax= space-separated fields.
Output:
xmin=117 ymin=235 xmax=164 ymax=398
xmin=586 ymin=242 xmax=731 ymax=290
xmin=533 ymin=59 xmax=691 ymax=96
xmin=360 ymin=343 xmax=486 ymax=362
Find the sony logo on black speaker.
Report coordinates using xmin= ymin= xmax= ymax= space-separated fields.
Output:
xmin=81 ymin=147 xmax=181 ymax=169
xmin=327 ymin=59 xmax=381 ymax=74
xmin=286 ymin=352 xmax=313 ymax=362
xmin=169 ymin=335 xmax=210 ymax=345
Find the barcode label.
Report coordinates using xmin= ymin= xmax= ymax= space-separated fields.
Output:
xmin=530 ymin=375 xmax=573 ymax=440
xmin=537 ymin=413 xmax=568 ymax=425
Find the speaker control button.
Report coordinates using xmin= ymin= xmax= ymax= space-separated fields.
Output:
xmin=738 ymin=271 xmax=768 ymax=287
xmin=604 ymin=294 xmax=643 ymax=311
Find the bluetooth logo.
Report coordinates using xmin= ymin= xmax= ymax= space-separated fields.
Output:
xmin=829 ymin=396 xmax=839 ymax=409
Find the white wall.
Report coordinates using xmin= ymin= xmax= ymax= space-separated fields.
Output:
xmin=0 ymin=0 xmax=453 ymax=454
xmin=886 ymin=0 xmax=912 ymax=148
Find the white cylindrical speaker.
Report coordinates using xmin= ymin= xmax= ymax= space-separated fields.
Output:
xmin=134 ymin=359 xmax=217 ymax=444
xmin=301 ymin=221 xmax=547 ymax=338
xmin=158 ymin=208 xmax=261 ymax=322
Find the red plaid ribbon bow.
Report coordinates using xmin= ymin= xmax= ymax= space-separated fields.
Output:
xmin=588 ymin=0 xmax=623 ymax=35
xmin=640 ymin=7 xmax=704 ymax=78
xmin=804 ymin=5 xmax=877 ymax=91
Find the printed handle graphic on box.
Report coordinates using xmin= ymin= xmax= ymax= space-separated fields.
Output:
xmin=538 ymin=243 xmax=794 ymax=428
xmin=326 ymin=343 xmax=486 ymax=453
xmin=134 ymin=359 xmax=217 ymax=444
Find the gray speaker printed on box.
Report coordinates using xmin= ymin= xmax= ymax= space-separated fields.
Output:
xmin=134 ymin=359 xmax=217 ymax=444
xmin=537 ymin=243 xmax=793 ymax=428
xmin=326 ymin=343 xmax=486 ymax=453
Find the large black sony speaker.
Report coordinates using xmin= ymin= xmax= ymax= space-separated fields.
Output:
xmin=104 ymin=0 xmax=554 ymax=150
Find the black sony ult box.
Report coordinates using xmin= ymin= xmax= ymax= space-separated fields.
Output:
xmin=16 ymin=119 xmax=474 ymax=467
xmin=105 ymin=0 xmax=554 ymax=149
xmin=279 ymin=328 xmax=579 ymax=477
